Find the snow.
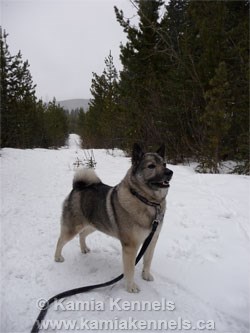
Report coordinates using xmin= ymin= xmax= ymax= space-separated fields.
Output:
xmin=1 ymin=134 xmax=249 ymax=333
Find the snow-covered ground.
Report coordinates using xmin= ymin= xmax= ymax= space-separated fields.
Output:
xmin=1 ymin=134 xmax=249 ymax=333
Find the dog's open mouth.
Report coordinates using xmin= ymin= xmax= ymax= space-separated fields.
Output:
xmin=151 ymin=180 xmax=170 ymax=188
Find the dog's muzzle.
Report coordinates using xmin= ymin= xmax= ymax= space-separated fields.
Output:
xmin=150 ymin=168 xmax=173 ymax=188
xmin=162 ymin=168 xmax=173 ymax=187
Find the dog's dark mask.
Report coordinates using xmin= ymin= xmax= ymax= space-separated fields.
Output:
xmin=132 ymin=143 xmax=173 ymax=189
xmin=148 ymin=168 xmax=173 ymax=189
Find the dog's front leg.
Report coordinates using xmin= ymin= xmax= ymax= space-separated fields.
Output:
xmin=122 ymin=243 xmax=140 ymax=293
xmin=142 ymin=233 xmax=159 ymax=281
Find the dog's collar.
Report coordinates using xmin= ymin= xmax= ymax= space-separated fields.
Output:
xmin=130 ymin=188 xmax=160 ymax=208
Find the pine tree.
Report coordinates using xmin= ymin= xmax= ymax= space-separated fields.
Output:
xmin=186 ymin=1 xmax=249 ymax=172
xmin=9 ymin=52 xmax=38 ymax=147
xmin=84 ymin=51 xmax=119 ymax=148
xmin=115 ymin=0 xmax=165 ymax=149
xmin=224 ymin=1 xmax=249 ymax=174
xmin=43 ymin=98 xmax=69 ymax=148
xmin=159 ymin=0 xmax=197 ymax=161
xmin=1 ymin=27 xmax=38 ymax=148
xmin=77 ymin=108 xmax=86 ymax=144
xmin=101 ymin=51 xmax=119 ymax=147
xmin=197 ymin=62 xmax=231 ymax=173
xmin=1 ymin=28 xmax=14 ymax=147
xmin=1 ymin=28 xmax=74 ymax=149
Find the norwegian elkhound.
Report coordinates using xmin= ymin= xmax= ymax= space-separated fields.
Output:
xmin=54 ymin=143 xmax=173 ymax=293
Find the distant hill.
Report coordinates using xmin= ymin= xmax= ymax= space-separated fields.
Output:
xmin=58 ymin=99 xmax=90 ymax=112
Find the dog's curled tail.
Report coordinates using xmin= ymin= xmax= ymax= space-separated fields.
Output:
xmin=73 ymin=168 xmax=101 ymax=190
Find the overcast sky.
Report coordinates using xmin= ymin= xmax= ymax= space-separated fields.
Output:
xmin=1 ymin=0 xmax=139 ymax=101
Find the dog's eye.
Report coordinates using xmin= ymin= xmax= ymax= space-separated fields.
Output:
xmin=148 ymin=164 xmax=156 ymax=169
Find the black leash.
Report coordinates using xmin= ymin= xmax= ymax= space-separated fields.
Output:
xmin=31 ymin=218 xmax=159 ymax=333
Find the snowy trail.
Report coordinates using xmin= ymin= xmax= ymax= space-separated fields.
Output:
xmin=1 ymin=134 xmax=249 ymax=333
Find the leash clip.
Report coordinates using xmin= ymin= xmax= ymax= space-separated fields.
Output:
xmin=152 ymin=219 xmax=160 ymax=230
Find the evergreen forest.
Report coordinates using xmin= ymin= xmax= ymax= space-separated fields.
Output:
xmin=1 ymin=0 xmax=249 ymax=174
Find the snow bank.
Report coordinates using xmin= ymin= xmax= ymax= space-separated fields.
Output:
xmin=1 ymin=135 xmax=249 ymax=332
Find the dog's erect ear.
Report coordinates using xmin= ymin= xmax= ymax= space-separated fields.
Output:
xmin=132 ymin=143 xmax=144 ymax=167
xmin=156 ymin=144 xmax=165 ymax=159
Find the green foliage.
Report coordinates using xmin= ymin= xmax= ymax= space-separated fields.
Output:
xmin=82 ymin=0 xmax=248 ymax=173
xmin=198 ymin=62 xmax=232 ymax=173
xmin=114 ymin=0 xmax=166 ymax=150
xmin=1 ymin=28 xmax=38 ymax=148
xmin=67 ymin=107 xmax=85 ymax=135
xmin=2 ymin=0 xmax=248 ymax=174
xmin=83 ymin=51 xmax=120 ymax=148
xmin=43 ymin=98 xmax=69 ymax=148
xmin=0 ymin=27 xmax=69 ymax=149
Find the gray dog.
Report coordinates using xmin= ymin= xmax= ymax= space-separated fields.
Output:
xmin=55 ymin=143 xmax=173 ymax=292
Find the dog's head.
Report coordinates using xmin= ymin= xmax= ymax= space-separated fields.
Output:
xmin=131 ymin=143 xmax=173 ymax=192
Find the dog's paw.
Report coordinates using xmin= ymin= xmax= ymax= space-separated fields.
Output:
xmin=126 ymin=282 xmax=140 ymax=293
xmin=55 ymin=255 xmax=65 ymax=262
xmin=81 ymin=246 xmax=90 ymax=254
xmin=142 ymin=270 xmax=154 ymax=281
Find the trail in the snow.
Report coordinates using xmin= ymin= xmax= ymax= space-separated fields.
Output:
xmin=1 ymin=134 xmax=249 ymax=333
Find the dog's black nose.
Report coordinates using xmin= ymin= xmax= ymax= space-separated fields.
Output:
xmin=165 ymin=168 xmax=173 ymax=180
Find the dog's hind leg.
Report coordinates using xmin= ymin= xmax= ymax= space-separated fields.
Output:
xmin=54 ymin=225 xmax=79 ymax=262
xmin=79 ymin=226 xmax=96 ymax=254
